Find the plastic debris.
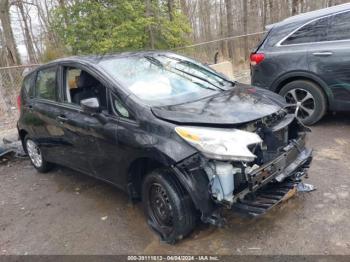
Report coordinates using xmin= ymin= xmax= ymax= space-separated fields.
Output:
xmin=101 ymin=216 xmax=108 ymax=221
xmin=0 ymin=138 xmax=26 ymax=160
xmin=297 ymin=182 xmax=316 ymax=192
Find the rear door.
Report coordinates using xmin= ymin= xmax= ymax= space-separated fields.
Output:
xmin=30 ymin=65 xmax=68 ymax=164
xmin=308 ymin=10 xmax=350 ymax=111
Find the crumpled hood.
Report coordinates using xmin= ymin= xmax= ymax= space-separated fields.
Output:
xmin=151 ymin=83 xmax=287 ymax=125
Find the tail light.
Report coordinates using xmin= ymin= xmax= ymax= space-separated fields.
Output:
xmin=250 ymin=53 xmax=265 ymax=66
xmin=17 ymin=95 xmax=21 ymax=110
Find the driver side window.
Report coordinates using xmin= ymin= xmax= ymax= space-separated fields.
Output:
xmin=63 ymin=67 xmax=107 ymax=110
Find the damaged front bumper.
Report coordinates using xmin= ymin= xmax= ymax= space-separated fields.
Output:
xmin=235 ymin=136 xmax=312 ymax=202
xmin=173 ymin=134 xmax=313 ymax=224
xmin=231 ymin=141 xmax=312 ymax=217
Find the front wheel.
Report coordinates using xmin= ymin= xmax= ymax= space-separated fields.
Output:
xmin=24 ymin=136 xmax=53 ymax=173
xmin=279 ymin=80 xmax=327 ymax=125
xmin=142 ymin=169 xmax=197 ymax=243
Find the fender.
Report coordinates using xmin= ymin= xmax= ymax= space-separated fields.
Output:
xmin=172 ymin=154 xmax=216 ymax=217
xmin=271 ymin=70 xmax=334 ymax=107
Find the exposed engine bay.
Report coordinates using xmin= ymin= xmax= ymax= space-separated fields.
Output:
xmin=174 ymin=110 xmax=313 ymax=222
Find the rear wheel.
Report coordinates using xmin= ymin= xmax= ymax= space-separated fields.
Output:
xmin=24 ymin=136 xmax=53 ymax=173
xmin=142 ymin=168 xmax=197 ymax=243
xmin=279 ymin=80 xmax=327 ymax=125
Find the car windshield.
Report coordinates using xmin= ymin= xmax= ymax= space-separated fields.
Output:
xmin=99 ymin=55 xmax=233 ymax=106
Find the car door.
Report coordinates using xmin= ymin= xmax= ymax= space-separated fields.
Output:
xmin=308 ymin=10 xmax=350 ymax=111
xmin=87 ymin=92 xmax=138 ymax=188
xmin=53 ymin=63 xmax=112 ymax=174
xmin=29 ymin=65 xmax=69 ymax=165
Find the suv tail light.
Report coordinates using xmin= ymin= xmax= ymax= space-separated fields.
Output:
xmin=17 ymin=95 xmax=21 ymax=110
xmin=250 ymin=53 xmax=265 ymax=66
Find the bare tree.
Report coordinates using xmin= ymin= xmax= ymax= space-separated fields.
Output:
xmin=225 ymin=0 xmax=234 ymax=59
xmin=0 ymin=0 xmax=21 ymax=65
xmin=16 ymin=0 xmax=38 ymax=63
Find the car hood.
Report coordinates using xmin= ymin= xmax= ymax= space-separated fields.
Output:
xmin=151 ymin=83 xmax=287 ymax=125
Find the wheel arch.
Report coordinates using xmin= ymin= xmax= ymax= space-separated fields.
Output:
xmin=18 ymin=129 xmax=28 ymax=153
xmin=271 ymin=71 xmax=333 ymax=107
xmin=126 ymin=154 xmax=215 ymax=217
xmin=127 ymin=156 xmax=169 ymax=200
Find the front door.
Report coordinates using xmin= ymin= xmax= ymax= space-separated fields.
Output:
xmin=57 ymin=64 xmax=122 ymax=181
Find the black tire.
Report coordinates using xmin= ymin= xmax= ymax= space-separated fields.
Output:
xmin=24 ymin=135 xmax=53 ymax=173
xmin=279 ymin=80 xmax=327 ymax=125
xmin=142 ymin=168 xmax=197 ymax=244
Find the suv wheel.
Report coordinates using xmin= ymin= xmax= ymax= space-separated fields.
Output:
xmin=24 ymin=136 xmax=53 ymax=173
xmin=279 ymin=80 xmax=327 ymax=125
xmin=142 ymin=168 xmax=197 ymax=244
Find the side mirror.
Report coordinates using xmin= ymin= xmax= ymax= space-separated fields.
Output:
xmin=80 ymin=97 xmax=101 ymax=114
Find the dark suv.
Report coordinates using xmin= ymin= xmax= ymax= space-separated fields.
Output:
xmin=251 ymin=3 xmax=350 ymax=125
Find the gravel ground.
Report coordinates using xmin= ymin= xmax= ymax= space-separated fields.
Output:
xmin=0 ymin=112 xmax=350 ymax=255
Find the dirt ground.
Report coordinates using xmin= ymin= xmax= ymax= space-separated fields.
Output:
xmin=1 ymin=113 xmax=350 ymax=255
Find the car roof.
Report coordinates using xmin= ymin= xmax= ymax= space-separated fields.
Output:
xmin=49 ymin=50 xmax=177 ymax=64
xmin=267 ymin=3 xmax=350 ymax=29
xmin=29 ymin=50 xmax=181 ymax=74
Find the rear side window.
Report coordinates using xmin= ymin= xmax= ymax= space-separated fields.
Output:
xmin=35 ymin=67 xmax=57 ymax=101
xmin=22 ymin=73 xmax=34 ymax=98
xmin=282 ymin=16 xmax=330 ymax=45
xmin=327 ymin=11 xmax=350 ymax=41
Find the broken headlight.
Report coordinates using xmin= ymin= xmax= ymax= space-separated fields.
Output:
xmin=175 ymin=126 xmax=262 ymax=162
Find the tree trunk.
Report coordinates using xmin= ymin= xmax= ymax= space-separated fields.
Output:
xmin=243 ymin=0 xmax=249 ymax=60
xmin=262 ymin=0 xmax=267 ymax=29
xmin=292 ymin=0 xmax=299 ymax=15
xmin=17 ymin=0 xmax=38 ymax=63
xmin=145 ymin=0 xmax=155 ymax=49
xmin=167 ymin=0 xmax=174 ymax=21
xmin=224 ymin=0 xmax=235 ymax=60
xmin=0 ymin=0 xmax=21 ymax=65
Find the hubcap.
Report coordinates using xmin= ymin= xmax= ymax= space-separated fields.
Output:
xmin=26 ymin=139 xmax=43 ymax=168
xmin=149 ymin=184 xmax=173 ymax=227
xmin=284 ymin=88 xmax=316 ymax=120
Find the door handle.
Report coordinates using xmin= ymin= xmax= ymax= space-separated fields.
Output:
xmin=312 ymin=51 xmax=333 ymax=56
xmin=56 ymin=115 xmax=68 ymax=123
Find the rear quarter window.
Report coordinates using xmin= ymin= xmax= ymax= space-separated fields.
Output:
xmin=327 ymin=11 xmax=350 ymax=41
xmin=35 ymin=67 xmax=57 ymax=101
xmin=22 ymin=73 xmax=35 ymax=98
xmin=281 ymin=16 xmax=330 ymax=45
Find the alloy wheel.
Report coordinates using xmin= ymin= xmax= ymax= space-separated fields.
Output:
xmin=26 ymin=139 xmax=43 ymax=168
xmin=284 ymin=88 xmax=316 ymax=120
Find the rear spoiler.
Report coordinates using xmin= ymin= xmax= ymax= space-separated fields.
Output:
xmin=265 ymin=24 xmax=275 ymax=30
xmin=251 ymin=28 xmax=272 ymax=53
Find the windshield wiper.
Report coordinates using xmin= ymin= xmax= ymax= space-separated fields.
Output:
xmin=172 ymin=67 xmax=222 ymax=90
xmin=145 ymin=55 xmax=219 ymax=91
xmin=164 ymin=56 xmax=234 ymax=86
xmin=145 ymin=56 xmax=164 ymax=68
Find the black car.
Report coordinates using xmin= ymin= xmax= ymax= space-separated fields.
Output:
xmin=17 ymin=52 xmax=312 ymax=243
xmin=251 ymin=3 xmax=350 ymax=125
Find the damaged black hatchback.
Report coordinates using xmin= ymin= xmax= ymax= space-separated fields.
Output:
xmin=17 ymin=52 xmax=313 ymax=243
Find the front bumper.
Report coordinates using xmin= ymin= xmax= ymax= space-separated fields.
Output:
xmin=246 ymin=138 xmax=312 ymax=194
xmin=231 ymin=138 xmax=313 ymax=217
xmin=173 ymin=133 xmax=313 ymax=224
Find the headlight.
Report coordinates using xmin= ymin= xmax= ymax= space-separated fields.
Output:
xmin=175 ymin=126 xmax=262 ymax=162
